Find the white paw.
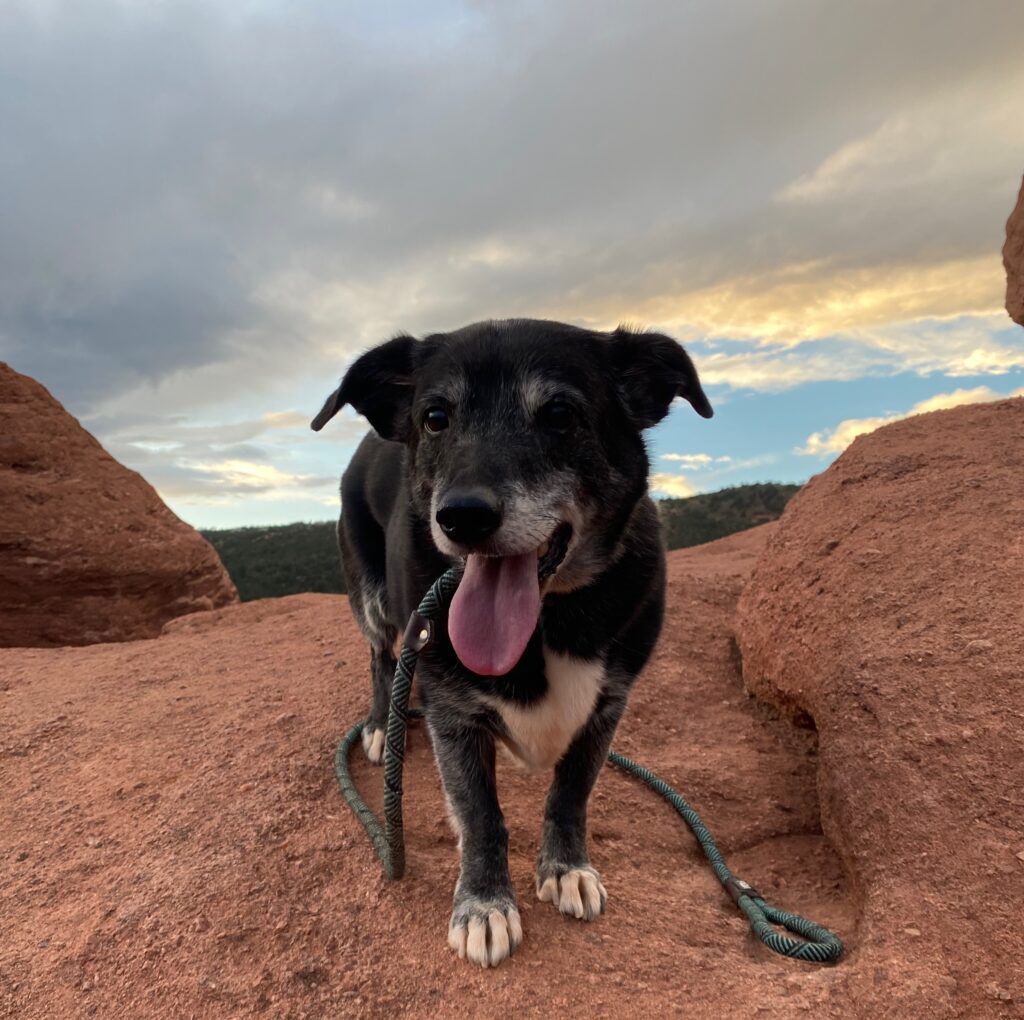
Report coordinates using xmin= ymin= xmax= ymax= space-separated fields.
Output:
xmin=361 ymin=724 xmax=385 ymax=764
xmin=536 ymin=865 xmax=607 ymax=920
xmin=447 ymin=900 xmax=523 ymax=968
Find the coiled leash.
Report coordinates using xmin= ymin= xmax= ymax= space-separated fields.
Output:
xmin=334 ymin=567 xmax=843 ymax=964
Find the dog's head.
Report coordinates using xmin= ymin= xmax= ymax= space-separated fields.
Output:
xmin=313 ymin=319 xmax=711 ymax=674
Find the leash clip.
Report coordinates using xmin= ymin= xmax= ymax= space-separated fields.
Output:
xmin=403 ymin=611 xmax=433 ymax=653
xmin=724 ymin=876 xmax=761 ymax=904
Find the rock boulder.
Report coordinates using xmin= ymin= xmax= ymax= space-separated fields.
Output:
xmin=1005 ymin=174 xmax=1024 ymax=326
xmin=0 ymin=362 xmax=237 ymax=647
xmin=738 ymin=397 xmax=1024 ymax=1014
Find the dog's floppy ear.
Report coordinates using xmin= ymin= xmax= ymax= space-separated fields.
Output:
xmin=311 ymin=334 xmax=418 ymax=440
xmin=608 ymin=327 xmax=713 ymax=428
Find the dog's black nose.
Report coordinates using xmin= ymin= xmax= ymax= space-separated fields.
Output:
xmin=436 ymin=491 xmax=502 ymax=545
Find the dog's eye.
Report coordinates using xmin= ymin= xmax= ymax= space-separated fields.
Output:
xmin=423 ymin=407 xmax=450 ymax=434
xmin=537 ymin=399 xmax=575 ymax=432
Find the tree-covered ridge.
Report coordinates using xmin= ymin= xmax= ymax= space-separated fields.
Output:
xmin=203 ymin=483 xmax=801 ymax=601
xmin=657 ymin=482 xmax=800 ymax=550
xmin=201 ymin=521 xmax=346 ymax=601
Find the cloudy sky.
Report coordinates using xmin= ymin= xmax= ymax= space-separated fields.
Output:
xmin=3 ymin=0 xmax=1023 ymax=527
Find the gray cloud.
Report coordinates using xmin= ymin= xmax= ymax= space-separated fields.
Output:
xmin=2 ymin=0 xmax=1022 ymax=428
xmin=90 ymin=407 xmax=365 ymax=505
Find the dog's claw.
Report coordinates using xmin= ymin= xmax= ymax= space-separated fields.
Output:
xmin=536 ymin=865 xmax=607 ymax=920
xmin=448 ymin=900 xmax=522 ymax=967
xmin=361 ymin=724 xmax=385 ymax=765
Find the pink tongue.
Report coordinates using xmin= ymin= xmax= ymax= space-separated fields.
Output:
xmin=448 ymin=552 xmax=540 ymax=676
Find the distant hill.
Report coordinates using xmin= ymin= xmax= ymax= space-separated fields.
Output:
xmin=203 ymin=482 xmax=801 ymax=601
xmin=202 ymin=521 xmax=345 ymax=601
xmin=657 ymin=482 xmax=801 ymax=550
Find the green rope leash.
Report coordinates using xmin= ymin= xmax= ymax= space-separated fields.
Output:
xmin=334 ymin=567 xmax=843 ymax=964
xmin=605 ymin=751 xmax=842 ymax=962
xmin=334 ymin=568 xmax=461 ymax=881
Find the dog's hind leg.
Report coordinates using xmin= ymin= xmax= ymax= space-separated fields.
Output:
xmin=360 ymin=584 xmax=398 ymax=764
xmin=338 ymin=507 xmax=397 ymax=765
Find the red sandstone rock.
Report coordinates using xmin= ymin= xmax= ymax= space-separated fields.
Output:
xmin=3 ymin=400 xmax=1023 ymax=1017
xmin=0 ymin=361 xmax=237 ymax=647
xmin=1005 ymin=175 xmax=1024 ymax=326
xmin=1 ymin=526 xmax=861 ymax=1019
xmin=738 ymin=397 xmax=1024 ymax=1017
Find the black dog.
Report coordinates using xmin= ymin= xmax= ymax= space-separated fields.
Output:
xmin=313 ymin=319 xmax=711 ymax=967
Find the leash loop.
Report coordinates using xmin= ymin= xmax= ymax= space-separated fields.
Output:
xmin=334 ymin=567 xmax=843 ymax=963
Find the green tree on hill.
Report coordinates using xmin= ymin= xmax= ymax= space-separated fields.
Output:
xmin=657 ymin=482 xmax=800 ymax=550
xmin=202 ymin=521 xmax=346 ymax=601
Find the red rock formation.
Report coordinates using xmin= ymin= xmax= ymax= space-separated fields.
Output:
xmin=0 ymin=362 xmax=237 ymax=647
xmin=738 ymin=397 xmax=1024 ymax=1014
xmin=2 ymin=527 xmax=859 ymax=1019
xmin=1005 ymin=174 xmax=1024 ymax=325
xmin=4 ymin=459 xmax=1022 ymax=1015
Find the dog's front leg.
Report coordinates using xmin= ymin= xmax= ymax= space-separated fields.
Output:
xmin=536 ymin=693 xmax=626 ymax=920
xmin=429 ymin=720 xmax=522 ymax=968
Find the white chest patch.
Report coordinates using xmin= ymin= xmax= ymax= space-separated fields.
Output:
xmin=488 ymin=651 xmax=603 ymax=771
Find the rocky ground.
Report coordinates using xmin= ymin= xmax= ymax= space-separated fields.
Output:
xmin=2 ymin=526 xmax=860 ymax=1019
xmin=3 ymin=395 xmax=1022 ymax=1019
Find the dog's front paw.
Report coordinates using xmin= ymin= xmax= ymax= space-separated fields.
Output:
xmin=536 ymin=862 xmax=607 ymax=920
xmin=361 ymin=723 xmax=385 ymax=764
xmin=447 ymin=896 xmax=523 ymax=968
